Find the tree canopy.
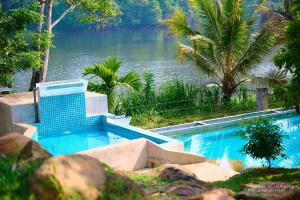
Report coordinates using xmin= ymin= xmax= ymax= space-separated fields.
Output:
xmin=163 ymin=0 xmax=287 ymax=103
xmin=0 ymin=6 xmax=47 ymax=87
xmin=273 ymin=0 xmax=300 ymax=111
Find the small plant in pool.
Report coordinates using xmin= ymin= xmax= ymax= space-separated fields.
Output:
xmin=240 ymin=117 xmax=287 ymax=169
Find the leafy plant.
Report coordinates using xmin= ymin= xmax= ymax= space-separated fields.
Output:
xmin=0 ymin=6 xmax=45 ymax=88
xmin=0 ymin=155 xmax=41 ymax=200
xmin=240 ymin=117 xmax=287 ymax=169
xmin=162 ymin=0 xmax=287 ymax=103
xmin=273 ymin=0 xmax=300 ymax=112
xmin=83 ymin=56 xmax=142 ymax=112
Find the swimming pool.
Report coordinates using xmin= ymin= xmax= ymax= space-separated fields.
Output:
xmin=31 ymin=80 xmax=173 ymax=155
xmin=169 ymin=113 xmax=300 ymax=168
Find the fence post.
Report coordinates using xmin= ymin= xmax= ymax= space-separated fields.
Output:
xmin=256 ymin=88 xmax=269 ymax=111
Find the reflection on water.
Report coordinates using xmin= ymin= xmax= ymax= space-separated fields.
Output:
xmin=14 ymin=27 xmax=276 ymax=92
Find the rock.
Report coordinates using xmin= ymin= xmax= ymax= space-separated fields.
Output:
xmin=148 ymin=158 xmax=170 ymax=168
xmin=166 ymin=181 xmax=208 ymax=199
xmin=159 ymin=165 xmax=204 ymax=184
xmin=30 ymin=154 xmax=106 ymax=200
xmin=236 ymin=182 xmax=300 ymax=200
xmin=0 ymin=133 xmax=51 ymax=160
xmin=201 ymin=188 xmax=235 ymax=200
xmin=240 ymin=184 xmax=258 ymax=191
xmin=235 ymin=191 xmax=265 ymax=200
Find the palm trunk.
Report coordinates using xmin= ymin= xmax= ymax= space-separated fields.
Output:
xmin=29 ymin=0 xmax=45 ymax=91
xmin=222 ymin=74 xmax=236 ymax=104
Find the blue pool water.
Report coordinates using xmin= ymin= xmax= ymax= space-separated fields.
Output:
xmin=36 ymin=127 xmax=129 ymax=155
xmin=176 ymin=114 xmax=300 ymax=168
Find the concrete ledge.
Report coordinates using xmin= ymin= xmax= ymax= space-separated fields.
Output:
xmin=0 ymin=91 xmax=108 ymax=136
xmin=79 ymin=138 xmax=206 ymax=171
xmin=14 ymin=123 xmax=37 ymax=138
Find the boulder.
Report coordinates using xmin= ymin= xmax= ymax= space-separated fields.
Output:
xmin=236 ymin=182 xmax=300 ymax=200
xmin=30 ymin=154 xmax=106 ymax=200
xmin=166 ymin=181 xmax=208 ymax=199
xmin=159 ymin=165 xmax=204 ymax=184
xmin=0 ymin=133 xmax=51 ymax=160
xmin=148 ymin=158 xmax=170 ymax=168
xmin=201 ymin=188 xmax=235 ymax=200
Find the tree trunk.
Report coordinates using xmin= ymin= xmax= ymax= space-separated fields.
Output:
xmin=295 ymin=105 xmax=300 ymax=113
xmin=268 ymin=159 xmax=271 ymax=169
xmin=41 ymin=0 xmax=53 ymax=83
xmin=222 ymin=74 xmax=236 ymax=104
xmin=29 ymin=0 xmax=45 ymax=91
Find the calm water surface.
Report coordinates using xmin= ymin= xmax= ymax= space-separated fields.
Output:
xmin=14 ymin=27 xmax=276 ymax=91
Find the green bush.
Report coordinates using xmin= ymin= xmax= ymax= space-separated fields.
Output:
xmin=240 ymin=117 xmax=287 ymax=169
xmin=0 ymin=155 xmax=41 ymax=200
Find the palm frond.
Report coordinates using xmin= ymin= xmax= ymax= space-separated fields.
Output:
xmin=161 ymin=9 xmax=197 ymax=38
xmin=117 ymin=71 xmax=142 ymax=91
xmin=101 ymin=56 xmax=122 ymax=72
xmin=87 ymin=82 xmax=107 ymax=93
xmin=83 ymin=64 xmax=116 ymax=85
xmin=221 ymin=0 xmax=249 ymax=57
xmin=189 ymin=0 xmax=223 ymax=47
xmin=233 ymin=28 xmax=276 ymax=76
xmin=178 ymin=43 xmax=218 ymax=77
xmin=187 ymin=34 xmax=219 ymax=63
xmin=251 ymin=69 xmax=288 ymax=88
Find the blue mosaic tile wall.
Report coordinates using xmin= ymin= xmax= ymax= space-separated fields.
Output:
xmin=36 ymin=92 xmax=102 ymax=136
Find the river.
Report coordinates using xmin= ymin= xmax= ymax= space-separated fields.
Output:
xmin=14 ymin=27 xmax=276 ymax=92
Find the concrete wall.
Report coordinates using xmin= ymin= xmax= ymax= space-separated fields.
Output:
xmin=256 ymin=88 xmax=269 ymax=111
xmin=0 ymin=92 xmax=108 ymax=136
xmin=80 ymin=138 xmax=206 ymax=171
xmin=147 ymin=142 xmax=206 ymax=165
xmin=80 ymin=139 xmax=149 ymax=171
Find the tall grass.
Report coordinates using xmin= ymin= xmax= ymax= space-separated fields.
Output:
xmin=116 ymin=72 xmax=282 ymax=129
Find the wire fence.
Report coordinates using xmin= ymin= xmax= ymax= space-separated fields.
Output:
xmin=116 ymin=93 xmax=282 ymax=120
xmin=112 ymin=76 xmax=284 ymax=128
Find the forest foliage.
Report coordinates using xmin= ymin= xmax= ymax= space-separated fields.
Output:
xmin=1 ymin=0 xmax=190 ymax=29
xmin=1 ymin=0 xmax=284 ymax=29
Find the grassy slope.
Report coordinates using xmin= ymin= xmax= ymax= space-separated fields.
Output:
xmin=215 ymin=168 xmax=300 ymax=192
xmin=127 ymin=168 xmax=300 ymax=193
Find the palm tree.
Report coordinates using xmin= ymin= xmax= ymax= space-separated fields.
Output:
xmin=163 ymin=0 xmax=287 ymax=103
xmin=83 ymin=57 xmax=142 ymax=111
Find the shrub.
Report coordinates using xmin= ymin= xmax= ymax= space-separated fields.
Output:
xmin=240 ymin=117 xmax=287 ymax=169
xmin=0 ymin=155 xmax=41 ymax=200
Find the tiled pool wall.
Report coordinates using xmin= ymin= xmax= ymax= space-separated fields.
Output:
xmin=36 ymin=92 xmax=102 ymax=136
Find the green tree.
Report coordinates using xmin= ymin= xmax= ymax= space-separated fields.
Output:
xmin=163 ymin=0 xmax=286 ymax=103
xmin=29 ymin=0 xmax=119 ymax=91
xmin=83 ymin=57 xmax=142 ymax=112
xmin=273 ymin=0 xmax=300 ymax=112
xmin=0 ymin=6 xmax=45 ymax=88
xmin=240 ymin=117 xmax=287 ymax=169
